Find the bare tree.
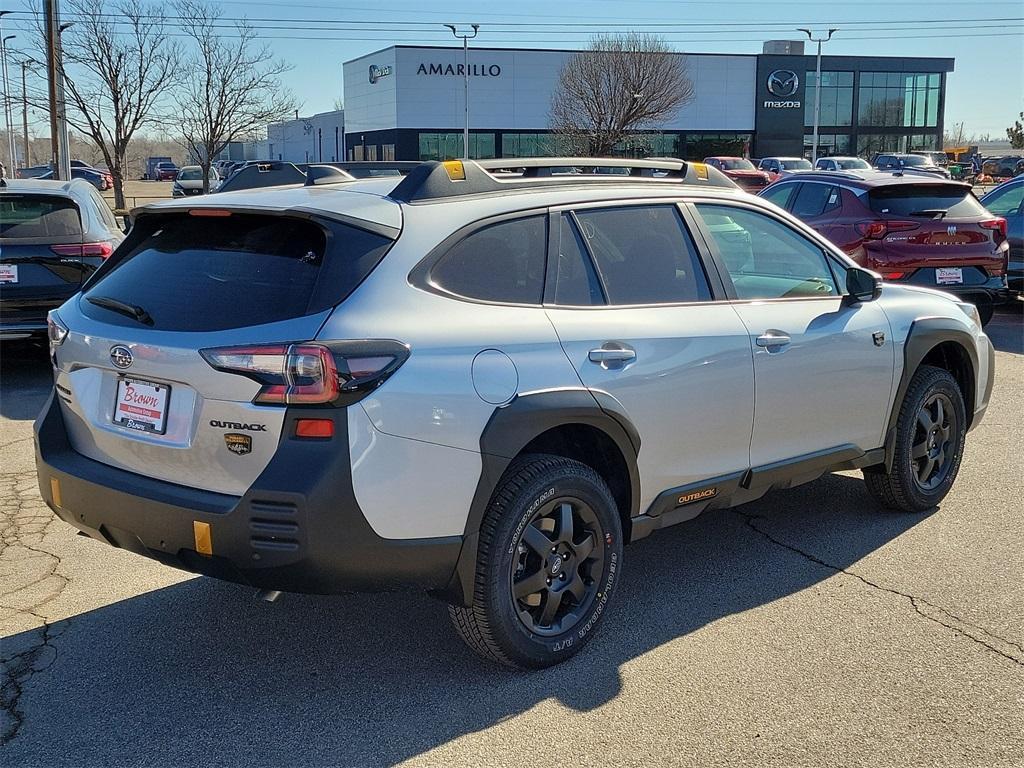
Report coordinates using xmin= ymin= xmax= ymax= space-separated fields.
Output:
xmin=40 ymin=0 xmax=182 ymax=209
xmin=175 ymin=1 xmax=295 ymax=193
xmin=550 ymin=33 xmax=694 ymax=157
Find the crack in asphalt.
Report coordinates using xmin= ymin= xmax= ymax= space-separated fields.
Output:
xmin=734 ymin=509 xmax=1024 ymax=668
xmin=0 ymin=473 xmax=68 ymax=744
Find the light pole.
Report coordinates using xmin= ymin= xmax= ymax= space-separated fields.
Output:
xmin=21 ymin=60 xmax=32 ymax=167
xmin=798 ymin=27 xmax=837 ymax=165
xmin=444 ymin=23 xmax=479 ymax=160
xmin=0 ymin=26 xmax=16 ymax=173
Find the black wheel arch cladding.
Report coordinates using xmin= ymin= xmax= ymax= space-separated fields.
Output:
xmin=442 ymin=388 xmax=641 ymax=607
xmin=882 ymin=318 xmax=980 ymax=471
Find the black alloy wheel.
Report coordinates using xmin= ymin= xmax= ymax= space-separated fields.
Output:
xmin=510 ymin=496 xmax=605 ymax=636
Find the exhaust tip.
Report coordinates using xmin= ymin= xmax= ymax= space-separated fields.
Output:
xmin=256 ymin=589 xmax=282 ymax=603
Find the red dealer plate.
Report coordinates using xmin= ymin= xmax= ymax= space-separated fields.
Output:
xmin=113 ymin=377 xmax=170 ymax=434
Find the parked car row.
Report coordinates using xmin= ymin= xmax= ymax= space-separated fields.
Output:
xmin=16 ymin=161 xmax=113 ymax=191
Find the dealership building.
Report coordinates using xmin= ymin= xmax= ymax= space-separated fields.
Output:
xmin=339 ymin=41 xmax=953 ymax=162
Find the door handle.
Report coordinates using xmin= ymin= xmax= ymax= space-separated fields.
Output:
xmin=755 ymin=331 xmax=791 ymax=349
xmin=589 ymin=345 xmax=636 ymax=365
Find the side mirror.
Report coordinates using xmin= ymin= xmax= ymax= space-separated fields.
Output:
xmin=844 ymin=266 xmax=882 ymax=304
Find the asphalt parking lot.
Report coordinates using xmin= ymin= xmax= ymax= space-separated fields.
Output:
xmin=1 ymin=306 xmax=1021 ymax=767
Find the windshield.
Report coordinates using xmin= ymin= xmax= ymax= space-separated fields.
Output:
xmin=781 ymin=159 xmax=812 ymax=170
xmin=900 ymin=155 xmax=933 ymax=167
xmin=719 ymin=158 xmax=755 ymax=171
xmin=836 ymin=158 xmax=871 ymax=169
xmin=177 ymin=168 xmax=213 ymax=181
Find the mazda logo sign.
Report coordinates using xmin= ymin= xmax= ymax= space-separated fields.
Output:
xmin=767 ymin=70 xmax=800 ymax=98
xmin=110 ymin=345 xmax=133 ymax=369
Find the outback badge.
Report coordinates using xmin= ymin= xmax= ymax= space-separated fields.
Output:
xmin=224 ymin=433 xmax=252 ymax=456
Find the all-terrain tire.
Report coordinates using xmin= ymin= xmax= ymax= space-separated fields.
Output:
xmin=448 ymin=454 xmax=623 ymax=669
xmin=864 ymin=365 xmax=967 ymax=512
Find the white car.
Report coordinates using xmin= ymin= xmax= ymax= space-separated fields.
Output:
xmin=172 ymin=165 xmax=220 ymax=197
xmin=814 ymin=156 xmax=872 ymax=171
xmin=37 ymin=158 xmax=995 ymax=669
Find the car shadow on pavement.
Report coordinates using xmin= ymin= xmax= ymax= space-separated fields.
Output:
xmin=0 ymin=341 xmax=53 ymax=421
xmin=2 ymin=473 xmax=931 ymax=766
xmin=986 ymin=304 xmax=1022 ymax=355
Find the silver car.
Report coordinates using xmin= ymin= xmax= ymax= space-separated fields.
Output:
xmin=172 ymin=165 xmax=220 ymax=197
xmin=36 ymin=158 xmax=995 ymax=669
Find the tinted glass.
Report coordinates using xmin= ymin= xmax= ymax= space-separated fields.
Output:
xmin=178 ymin=168 xmax=207 ymax=180
xmin=836 ymin=158 xmax=870 ymax=169
xmin=83 ymin=213 xmax=391 ymax=331
xmin=695 ymin=204 xmax=838 ymax=300
xmin=720 ymin=158 xmax=755 ymax=170
xmin=573 ymin=206 xmax=711 ymax=305
xmin=760 ymin=183 xmax=797 ymax=209
xmin=982 ymin=182 xmax=1024 ymax=215
xmin=553 ymin=214 xmax=604 ymax=305
xmin=868 ymin=185 xmax=988 ymax=218
xmin=0 ymin=195 xmax=82 ymax=238
xmin=431 ymin=215 xmax=546 ymax=304
xmin=791 ymin=183 xmax=839 ymax=218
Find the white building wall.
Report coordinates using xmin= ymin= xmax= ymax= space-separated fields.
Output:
xmin=343 ymin=46 xmax=756 ymax=133
xmin=265 ymin=110 xmax=345 ymax=163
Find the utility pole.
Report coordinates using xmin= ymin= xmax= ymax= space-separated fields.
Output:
xmin=56 ymin=22 xmax=72 ymax=181
xmin=444 ymin=23 xmax=479 ymax=160
xmin=798 ymin=27 xmax=837 ymax=165
xmin=0 ymin=22 xmax=16 ymax=172
xmin=44 ymin=0 xmax=61 ymax=175
xmin=21 ymin=60 xmax=30 ymax=167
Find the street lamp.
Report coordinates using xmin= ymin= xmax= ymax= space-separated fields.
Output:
xmin=444 ymin=23 xmax=479 ymax=160
xmin=798 ymin=27 xmax=837 ymax=165
xmin=0 ymin=28 xmax=16 ymax=173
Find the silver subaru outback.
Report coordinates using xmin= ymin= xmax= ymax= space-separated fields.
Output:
xmin=35 ymin=158 xmax=994 ymax=669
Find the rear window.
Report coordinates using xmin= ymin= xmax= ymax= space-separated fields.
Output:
xmin=0 ymin=195 xmax=82 ymax=239
xmin=869 ymin=185 xmax=988 ymax=218
xmin=82 ymin=212 xmax=392 ymax=331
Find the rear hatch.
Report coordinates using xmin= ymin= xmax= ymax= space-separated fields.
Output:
xmin=53 ymin=206 xmax=397 ymax=496
xmin=866 ymin=183 xmax=1007 ymax=285
xmin=1 ymin=193 xmax=89 ymax=328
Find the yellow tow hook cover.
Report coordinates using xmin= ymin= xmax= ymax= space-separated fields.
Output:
xmin=193 ymin=521 xmax=213 ymax=556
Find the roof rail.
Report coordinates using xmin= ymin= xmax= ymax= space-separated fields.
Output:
xmin=304 ymin=164 xmax=356 ymax=186
xmin=389 ymin=157 xmax=736 ymax=203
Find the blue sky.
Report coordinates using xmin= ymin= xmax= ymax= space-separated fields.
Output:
xmin=7 ymin=0 xmax=1024 ymax=137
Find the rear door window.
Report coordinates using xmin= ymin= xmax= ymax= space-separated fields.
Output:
xmin=760 ymin=183 xmax=798 ymax=210
xmin=0 ymin=195 xmax=82 ymax=239
xmin=551 ymin=213 xmax=604 ymax=306
xmin=82 ymin=212 xmax=392 ymax=331
xmin=573 ymin=205 xmax=712 ymax=305
xmin=869 ymin=185 xmax=988 ymax=218
xmin=791 ymin=183 xmax=841 ymax=218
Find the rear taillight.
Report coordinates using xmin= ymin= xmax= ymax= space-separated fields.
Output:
xmin=200 ymin=341 xmax=409 ymax=407
xmin=980 ymin=218 xmax=1007 ymax=240
xmin=881 ymin=271 xmax=909 ymax=280
xmin=50 ymin=242 xmax=114 ymax=260
xmin=47 ymin=310 xmax=69 ymax=347
xmin=855 ymin=220 xmax=918 ymax=240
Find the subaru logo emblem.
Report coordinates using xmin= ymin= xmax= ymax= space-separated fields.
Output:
xmin=110 ymin=345 xmax=133 ymax=369
xmin=550 ymin=555 xmax=563 ymax=575
xmin=767 ymin=69 xmax=800 ymax=98
xmin=947 ymin=225 xmax=957 ymax=236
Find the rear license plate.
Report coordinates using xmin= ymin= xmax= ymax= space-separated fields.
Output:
xmin=0 ymin=264 xmax=18 ymax=284
xmin=113 ymin=377 xmax=170 ymax=434
xmin=936 ymin=267 xmax=964 ymax=285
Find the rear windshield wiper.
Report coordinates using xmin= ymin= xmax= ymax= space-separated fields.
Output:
xmin=907 ymin=208 xmax=950 ymax=219
xmin=86 ymin=295 xmax=154 ymax=326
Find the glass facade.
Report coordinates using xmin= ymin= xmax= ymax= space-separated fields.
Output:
xmin=417 ymin=132 xmax=496 ymax=161
xmin=502 ymin=133 xmax=571 ymax=157
xmin=858 ymin=72 xmax=941 ymax=128
xmin=804 ymin=71 xmax=854 ymax=127
xmin=856 ymin=133 xmax=941 ymax=156
xmin=683 ymin=133 xmax=752 ymax=159
xmin=804 ymin=133 xmax=851 ymax=156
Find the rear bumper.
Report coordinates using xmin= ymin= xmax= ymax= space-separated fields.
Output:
xmin=1 ymin=321 xmax=48 ymax=340
xmin=904 ymin=272 xmax=1011 ymax=307
xmin=33 ymin=392 xmax=462 ymax=595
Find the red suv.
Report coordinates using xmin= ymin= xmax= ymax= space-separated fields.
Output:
xmin=703 ymin=157 xmax=772 ymax=191
xmin=759 ymin=170 xmax=1010 ymax=324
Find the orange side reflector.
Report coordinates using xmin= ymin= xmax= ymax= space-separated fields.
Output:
xmin=295 ymin=418 xmax=335 ymax=438
xmin=443 ymin=160 xmax=466 ymax=181
xmin=50 ymin=477 xmax=63 ymax=508
xmin=188 ymin=209 xmax=233 ymax=217
xmin=193 ymin=521 xmax=213 ymax=556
